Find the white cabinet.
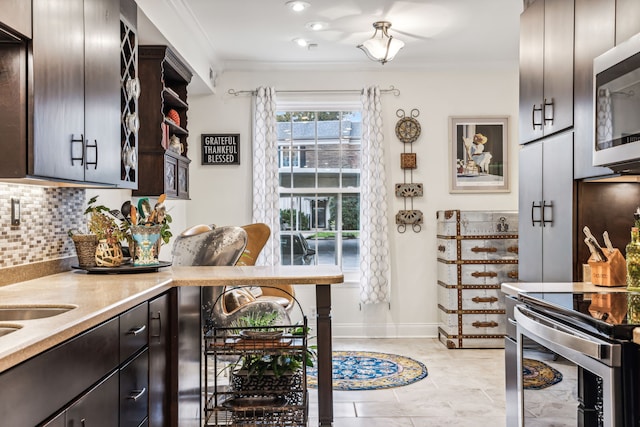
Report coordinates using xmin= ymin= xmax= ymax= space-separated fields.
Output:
xmin=436 ymin=210 xmax=519 ymax=349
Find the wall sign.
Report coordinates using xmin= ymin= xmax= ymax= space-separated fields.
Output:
xmin=201 ymin=134 xmax=240 ymax=165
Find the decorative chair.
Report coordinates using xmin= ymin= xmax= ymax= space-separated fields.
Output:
xmin=234 ymin=223 xmax=296 ymax=314
xmin=171 ymin=224 xmax=289 ymax=332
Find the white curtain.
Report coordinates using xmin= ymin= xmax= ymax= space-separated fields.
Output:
xmin=252 ymin=87 xmax=281 ymax=266
xmin=359 ymin=86 xmax=391 ymax=305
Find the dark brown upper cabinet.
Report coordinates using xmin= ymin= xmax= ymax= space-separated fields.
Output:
xmin=573 ymin=0 xmax=615 ymax=179
xmin=0 ymin=0 xmax=32 ymax=38
xmin=135 ymin=45 xmax=192 ymax=199
xmin=30 ymin=0 xmax=120 ymax=185
xmin=519 ymin=0 xmax=574 ymax=145
xmin=616 ymin=0 xmax=640 ymax=44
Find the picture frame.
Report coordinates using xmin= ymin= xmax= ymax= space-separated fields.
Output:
xmin=449 ymin=116 xmax=509 ymax=193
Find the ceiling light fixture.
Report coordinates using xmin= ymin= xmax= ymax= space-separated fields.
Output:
xmin=293 ymin=38 xmax=309 ymax=47
xmin=286 ymin=1 xmax=310 ymax=12
xmin=357 ymin=21 xmax=405 ymax=65
xmin=306 ymin=21 xmax=327 ymax=31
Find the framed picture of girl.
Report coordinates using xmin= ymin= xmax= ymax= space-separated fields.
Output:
xmin=449 ymin=116 xmax=510 ymax=193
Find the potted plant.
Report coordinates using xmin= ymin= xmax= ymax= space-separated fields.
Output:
xmin=227 ymin=311 xmax=314 ymax=406
xmin=69 ymin=196 xmax=131 ymax=267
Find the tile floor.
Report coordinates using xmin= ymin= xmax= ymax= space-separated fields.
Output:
xmin=307 ymin=338 xmax=507 ymax=427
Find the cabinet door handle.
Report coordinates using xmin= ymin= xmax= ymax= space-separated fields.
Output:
xmin=127 ymin=387 xmax=147 ymax=401
xmin=71 ymin=134 xmax=84 ymax=166
xmin=531 ymin=201 xmax=542 ymax=226
xmin=127 ymin=324 xmax=146 ymax=336
xmin=532 ymin=104 xmax=543 ymax=129
xmin=85 ymin=139 xmax=98 ymax=170
xmin=471 ymin=271 xmax=498 ymax=278
xmin=472 ymin=321 xmax=499 ymax=328
xmin=543 ymin=98 xmax=554 ymax=125
xmin=472 ymin=296 xmax=498 ymax=304
xmin=542 ymin=200 xmax=553 ymax=227
xmin=471 ymin=246 xmax=497 ymax=253
xmin=151 ymin=311 xmax=162 ymax=342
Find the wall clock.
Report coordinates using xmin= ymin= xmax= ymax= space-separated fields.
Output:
xmin=395 ymin=109 xmax=421 ymax=143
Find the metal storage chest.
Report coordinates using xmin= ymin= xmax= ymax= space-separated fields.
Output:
xmin=436 ymin=210 xmax=519 ymax=348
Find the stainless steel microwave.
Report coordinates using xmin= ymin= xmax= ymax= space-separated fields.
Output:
xmin=593 ymin=33 xmax=640 ymax=172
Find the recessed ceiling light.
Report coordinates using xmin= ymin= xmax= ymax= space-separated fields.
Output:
xmin=293 ymin=38 xmax=309 ymax=47
xmin=286 ymin=1 xmax=310 ymax=12
xmin=306 ymin=21 xmax=327 ymax=31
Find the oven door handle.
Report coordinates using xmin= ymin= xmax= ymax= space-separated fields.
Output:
xmin=515 ymin=305 xmax=605 ymax=360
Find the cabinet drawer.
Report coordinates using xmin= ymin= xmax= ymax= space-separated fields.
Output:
xmin=0 ymin=317 xmax=119 ymax=426
xmin=438 ymin=311 xmax=506 ymax=336
xmin=437 ymin=238 xmax=519 ymax=261
xmin=120 ymin=302 xmax=149 ymax=363
xmin=438 ymin=286 xmax=505 ymax=311
xmin=437 ymin=262 xmax=519 ymax=285
xmin=437 ymin=210 xmax=518 ymax=236
xmin=120 ymin=348 xmax=149 ymax=427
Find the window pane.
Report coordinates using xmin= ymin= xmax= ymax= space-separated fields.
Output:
xmin=277 ymin=109 xmax=361 ymax=271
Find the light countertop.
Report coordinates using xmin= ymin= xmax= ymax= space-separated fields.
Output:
xmin=0 ymin=265 xmax=343 ymax=373
xmin=501 ymin=281 xmax=629 ymax=297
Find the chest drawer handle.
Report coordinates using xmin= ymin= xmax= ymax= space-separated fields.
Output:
xmin=507 ymin=246 xmax=519 ymax=254
xmin=472 ymin=321 xmax=499 ymax=328
xmin=472 ymin=296 xmax=498 ymax=304
xmin=438 ymin=245 xmax=446 ymax=253
xmin=508 ymin=271 xmax=519 ymax=279
xmin=471 ymin=271 xmax=498 ymax=278
xmin=471 ymin=246 xmax=497 ymax=253
xmin=127 ymin=387 xmax=147 ymax=402
xmin=126 ymin=324 xmax=146 ymax=336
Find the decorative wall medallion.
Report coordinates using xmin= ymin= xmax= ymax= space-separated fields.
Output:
xmin=396 ymin=209 xmax=424 ymax=233
xmin=400 ymin=153 xmax=417 ymax=169
xmin=395 ymin=109 xmax=421 ymax=143
xmin=395 ymin=183 xmax=424 ymax=197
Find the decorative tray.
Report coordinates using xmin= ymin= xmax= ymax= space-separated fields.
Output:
xmin=72 ymin=260 xmax=171 ymax=274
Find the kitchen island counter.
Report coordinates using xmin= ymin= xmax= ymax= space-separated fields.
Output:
xmin=501 ymin=281 xmax=628 ymax=297
xmin=0 ymin=265 xmax=343 ymax=372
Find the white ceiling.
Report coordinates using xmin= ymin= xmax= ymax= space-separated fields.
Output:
xmin=141 ymin=0 xmax=523 ymax=72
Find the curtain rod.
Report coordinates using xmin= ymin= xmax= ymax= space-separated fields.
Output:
xmin=227 ymin=86 xmax=400 ymax=97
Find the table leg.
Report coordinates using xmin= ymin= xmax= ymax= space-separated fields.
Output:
xmin=315 ymin=284 xmax=333 ymax=426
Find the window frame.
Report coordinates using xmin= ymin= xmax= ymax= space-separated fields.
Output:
xmin=276 ymin=100 xmax=362 ymax=277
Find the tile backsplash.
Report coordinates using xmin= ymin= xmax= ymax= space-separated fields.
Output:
xmin=0 ymin=184 xmax=85 ymax=268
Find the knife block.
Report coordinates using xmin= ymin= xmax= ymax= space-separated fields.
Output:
xmin=588 ymin=248 xmax=627 ymax=287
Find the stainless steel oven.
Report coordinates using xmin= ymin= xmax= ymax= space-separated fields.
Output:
xmin=506 ymin=291 xmax=640 ymax=427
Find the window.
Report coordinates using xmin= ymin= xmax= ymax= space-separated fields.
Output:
xmin=277 ymin=109 xmax=361 ymax=272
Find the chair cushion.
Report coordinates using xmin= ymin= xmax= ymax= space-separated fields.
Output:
xmin=257 ymin=295 xmax=291 ymax=308
xmin=224 ymin=288 xmax=256 ymax=313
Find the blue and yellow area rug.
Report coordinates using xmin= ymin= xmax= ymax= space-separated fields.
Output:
xmin=307 ymin=351 xmax=428 ymax=391
xmin=523 ymin=358 xmax=563 ymax=390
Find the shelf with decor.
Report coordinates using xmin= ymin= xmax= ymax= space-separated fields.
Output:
xmin=135 ymin=45 xmax=192 ymax=199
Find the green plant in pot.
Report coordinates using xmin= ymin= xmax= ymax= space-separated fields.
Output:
xmin=228 ymin=311 xmax=315 ymax=405
xmin=69 ymin=196 xmax=130 ymax=268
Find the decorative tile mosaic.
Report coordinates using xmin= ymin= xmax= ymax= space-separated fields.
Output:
xmin=0 ymin=184 xmax=85 ymax=268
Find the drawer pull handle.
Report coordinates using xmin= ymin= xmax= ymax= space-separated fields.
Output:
xmin=128 ymin=387 xmax=147 ymax=402
xmin=438 ymin=245 xmax=446 ymax=253
xmin=472 ymin=296 xmax=498 ymax=304
xmin=472 ymin=321 xmax=499 ymax=328
xmin=508 ymin=271 xmax=519 ymax=279
xmin=507 ymin=246 xmax=519 ymax=254
xmin=471 ymin=271 xmax=497 ymax=278
xmin=127 ymin=325 xmax=146 ymax=336
xmin=471 ymin=246 xmax=497 ymax=253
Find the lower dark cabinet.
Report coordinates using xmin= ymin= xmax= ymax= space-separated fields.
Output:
xmin=149 ymin=292 xmax=171 ymax=426
xmin=120 ymin=349 xmax=149 ymax=427
xmin=67 ymin=372 xmax=120 ymax=427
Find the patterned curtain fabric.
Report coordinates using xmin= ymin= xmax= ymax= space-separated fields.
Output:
xmin=252 ymin=87 xmax=281 ymax=266
xmin=359 ymin=86 xmax=391 ymax=304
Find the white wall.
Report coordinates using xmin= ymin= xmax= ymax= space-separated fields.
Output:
xmin=185 ymin=67 xmax=519 ymax=338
